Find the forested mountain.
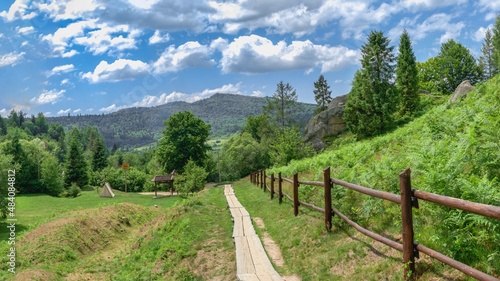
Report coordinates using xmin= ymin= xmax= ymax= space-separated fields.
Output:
xmin=47 ymin=93 xmax=316 ymax=150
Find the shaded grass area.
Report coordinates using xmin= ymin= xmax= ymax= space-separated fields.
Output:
xmin=233 ymin=179 xmax=471 ymax=281
xmin=0 ymin=187 xmax=235 ymax=281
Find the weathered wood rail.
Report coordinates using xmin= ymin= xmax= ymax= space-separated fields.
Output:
xmin=249 ymin=167 xmax=500 ymax=281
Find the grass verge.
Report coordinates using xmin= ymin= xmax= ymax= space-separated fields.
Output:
xmin=233 ymin=178 xmax=472 ymax=281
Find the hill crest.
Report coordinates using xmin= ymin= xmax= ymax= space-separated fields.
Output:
xmin=48 ymin=93 xmax=315 ymax=150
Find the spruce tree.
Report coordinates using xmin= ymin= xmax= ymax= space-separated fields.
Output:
xmin=396 ymin=29 xmax=419 ymax=116
xmin=264 ymin=81 xmax=298 ymax=130
xmin=64 ymin=130 xmax=89 ymax=188
xmin=490 ymin=15 xmax=500 ymax=75
xmin=92 ymin=136 xmax=107 ymax=171
xmin=479 ymin=29 xmax=498 ymax=80
xmin=344 ymin=30 xmax=397 ymax=137
xmin=313 ymin=75 xmax=332 ymax=114
xmin=0 ymin=116 xmax=7 ymax=135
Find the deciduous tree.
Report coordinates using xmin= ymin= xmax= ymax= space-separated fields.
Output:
xmin=435 ymin=40 xmax=483 ymax=93
xmin=156 ymin=111 xmax=210 ymax=174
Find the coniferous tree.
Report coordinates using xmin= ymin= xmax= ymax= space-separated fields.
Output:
xmin=92 ymin=136 xmax=107 ymax=171
xmin=264 ymin=81 xmax=298 ymax=130
xmin=490 ymin=15 xmax=500 ymax=74
xmin=34 ymin=113 xmax=49 ymax=135
xmin=479 ymin=28 xmax=498 ymax=80
xmin=0 ymin=116 xmax=7 ymax=136
xmin=8 ymin=110 xmax=20 ymax=127
xmin=64 ymin=129 xmax=89 ymax=188
xmin=313 ymin=75 xmax=332 ymax=114
xmin=344 ymin=30 xmax=397 ymax=137
xmin=396 ymin=29 xmax=419 ymax=116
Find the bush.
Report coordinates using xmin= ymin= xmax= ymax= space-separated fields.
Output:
xmin=62 ymin=183 xmax=81 ymax=198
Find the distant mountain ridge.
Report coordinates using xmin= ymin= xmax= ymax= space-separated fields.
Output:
xmin=47 ymin=93 xmax=316 ymax=150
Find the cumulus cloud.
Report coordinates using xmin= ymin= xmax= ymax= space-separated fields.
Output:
xmin=43 ymin=20 xmax=140 ymax=57
xmin=82 ymin=59 xmax=150 ymax=83
xmin=473 ymin=25 xmax=494 ymax=42
xmin=152 ymin=41 xmax=215 ymax=73
xmin=388 ymin=13 xmax=465 ymax=44
xmin=100 ymin=0 xmax=214 ymax=32
xmin=217 ymin=35 xmax=358 ymax=74
xmin=0 ymin=52 xmax=25 ymax=67
xmin=398 ymin=0 xmax=468 ymax=11
xmin=30 ymin=89 xmax=66 ymax=105
xmin=73 ymin=24 xmax=141 ymax=55
xmin=0 ymin=0 xmax=37 ymax=22
xmin=36 ymin=0 xmax=102 ymax=21
xmin=17 ymin=26 xmax=34 ymax=34
xmin=149 ymin=30 xmax=170 ymax=44
xmin=57 ymin=108 xmax=71 ymax=115
xmin=48 ymin=64 xmax=75 ymax=76
xmin=99 ymin=83 xmax=242 ymax=112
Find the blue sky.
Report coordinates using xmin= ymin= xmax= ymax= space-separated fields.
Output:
xmin=0 ymin=0 xmax=498 ymax=117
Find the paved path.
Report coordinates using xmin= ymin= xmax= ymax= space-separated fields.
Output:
xmin=224 ymin=185 xmax=282 ymax=281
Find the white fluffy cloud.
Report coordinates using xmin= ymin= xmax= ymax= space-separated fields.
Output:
xmin=30 ymin=89 xmax=66 ymax=105
xmin=99 ymin=83 xmax=242 ymax=112
xmin=218 ymin=35 xmax=358 ymax=74
xmin=48 ymin=64 xmax=75 ymax=76
xmin=17 ymin=26 xmax=34 ymax=34
xmin=83 ymin=59 xmax=150 ymax=83
xmin=57 ymin=108 xmax=71 ymax=115
xmin=389 ymin=13 xmax=465 ymax=44
xmin=43 ymin=20 xmax=140 ymax=57
xmin=36 ymin=0 xmax=102 ymax=21
xmin=153 ymin=41 xmax=215 ymax=73
xmin=0 ymin=0 xmax=36 ymax=22
xmin=0 ymin=52 xmax=25 ymax=67
xmin=149 ymin=30 xmax=170 ymax=44
xmin=73 ymin=24 xmax=141 ymax=55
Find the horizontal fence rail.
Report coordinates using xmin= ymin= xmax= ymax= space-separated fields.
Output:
xmin=249 ymin=168 xmax=500 ymax=281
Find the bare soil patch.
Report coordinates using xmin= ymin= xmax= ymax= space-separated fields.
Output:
xmin=253 ymin=217 xmax=301 ymax=281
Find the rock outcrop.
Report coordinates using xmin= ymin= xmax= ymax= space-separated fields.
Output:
xmin=449 ymin=80 xmax=474 ymax=103
xmin=304 ymin=95 xmax=347 ymax=151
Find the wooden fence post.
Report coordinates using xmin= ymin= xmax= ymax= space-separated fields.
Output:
xmin=293 ymin=173 xmax=299 ymax=216
xmin=270 ymin=173 xmax=275 ymax=200
xmin=400 ymin=168 xmax=416 ymax=280
xmin=324 ymin=167 xmax=333 ymax=232
xmin=251 ymin=172 xmax=254 ymax=184
xmin=278 ymin=172 xmax=283 ymax=204
xmin=263 ymin=170 xmax=267 ymax=192
xmin=260 ymin=170 xmax=264 ymax=190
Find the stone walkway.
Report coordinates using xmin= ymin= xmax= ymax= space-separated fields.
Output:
xmin=224 ymin=185 xmax=282 ymax=281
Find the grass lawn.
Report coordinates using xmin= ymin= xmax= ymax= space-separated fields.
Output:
xmin=0 ymin=190 xmax=179 ymax=242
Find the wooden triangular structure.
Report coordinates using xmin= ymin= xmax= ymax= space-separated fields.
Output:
xmin=100 ymin=182 xmax=115 ymax=198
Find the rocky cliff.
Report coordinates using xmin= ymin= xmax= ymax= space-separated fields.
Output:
xmin=304 ymin=94 xmax=347 ymax=151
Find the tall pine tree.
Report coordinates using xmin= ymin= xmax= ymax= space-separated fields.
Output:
xmin=313 ymin=75 xmax=332 ymax=114
xmin=264 ymin=81 xmax=298 ymax=130
xmin=480 ymin=29 xmax=499 ymax=80
xmin=490 ymin=15 xmax=500 ymax=75
xmin=64 ymin=129 xmax=89 ymax=188
xmin=396 ymin=29 xmax=419 ymax=116
xmin=344 ymin=30 xmax=397 ymax=137
xmin=92 ymin=136 xmax=107 ymax=171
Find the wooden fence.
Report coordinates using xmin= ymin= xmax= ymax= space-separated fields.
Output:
xmin=249 ymin=167 xmax=500 ymax=281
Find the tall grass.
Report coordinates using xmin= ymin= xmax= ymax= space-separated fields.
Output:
xmin=266 ymin=76 xmax=500 ymax=276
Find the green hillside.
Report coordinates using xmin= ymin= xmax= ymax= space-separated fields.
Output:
xmin=266 ymin=76 xmax=500 ymax=277
xmin=47 ymin=93 xmax=316 ymax=150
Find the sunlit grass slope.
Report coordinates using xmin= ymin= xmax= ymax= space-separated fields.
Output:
xmin=267 ymin=75 xmax=500 ymax=277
